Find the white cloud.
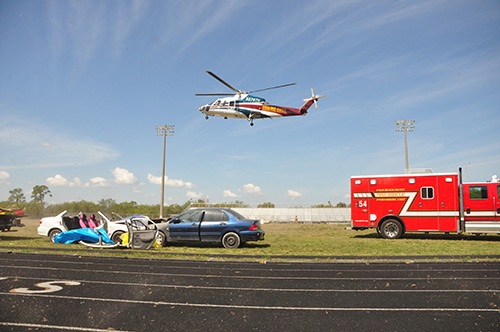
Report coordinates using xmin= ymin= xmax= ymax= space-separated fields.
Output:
xmin=113 ymin=167 xmax=137 ymax=184
xmin=0 ymin=170 xmax=10 ymax=185
xmin=0 ymin=113 xmax=119 ymax=170
xmin=90 ymin=177 xmax=110 ymax=188
xmin=223 ymin=190 xmax=237 ymax=198
xmin=243 ymin=183 xmax=262 ymax=195
xmin=46 ymin=174 xmax=69 ymax=186
xmin=146 ymin=174 xmax=162 ymax=185
xmin=112 ymin=1 xmax=150 ymax=58
xmin=46 ymin=1 xmax=243 ymax=70
xmin=146 ymin=173 xmax=194 ymax=188
xmin=186 ymin=191 xmax=205 ymax=200
xmin=154 ymin=1 xmax=246 ymax=57
xmin=47 ymin=175 xmax=96 ymax=188
xmin=69 ymin=177 xmax=81 ymax=187
xmin=146 ymin=174 xmax=160 ymax=185
xmin=287 ymin=189 xmax=303 ymax=199
xmin=167 ymin=178 xmax=194 ymax=188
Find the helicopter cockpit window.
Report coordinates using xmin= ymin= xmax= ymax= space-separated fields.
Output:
xmin=229 ymin=101 xmax=235 ymax=107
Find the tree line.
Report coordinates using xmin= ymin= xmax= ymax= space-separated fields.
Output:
xmin=2 ymin=186 xmax=349 ymax=218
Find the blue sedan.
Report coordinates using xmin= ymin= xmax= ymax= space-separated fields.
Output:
xmin=167 ymin=208 xmax=265 ymax=248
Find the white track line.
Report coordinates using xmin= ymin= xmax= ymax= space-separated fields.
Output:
xmin=0 ymin=322 xmax=133 ymax=332
xmin=2 ymin=276 xmax=499 ymax=293
xmin=1 ymin=264 xmax=498 ymax=281
xmin=3 ymin=292 xmax=499 ymax=313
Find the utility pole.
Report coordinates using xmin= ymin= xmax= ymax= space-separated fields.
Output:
xmin=156 ymin=124 xmax=175 ymax=218
xmin=394 ymin=120 xmax=415 ymax=172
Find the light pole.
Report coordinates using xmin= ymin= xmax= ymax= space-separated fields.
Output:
xmin=156 ymin=124 xmax=175 ymax=218
xmin=394 ymin=120 xmax=415 ymax=172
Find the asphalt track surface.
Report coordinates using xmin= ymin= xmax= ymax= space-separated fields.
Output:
xmin=0 ymin=252 xmax=498 ymax=331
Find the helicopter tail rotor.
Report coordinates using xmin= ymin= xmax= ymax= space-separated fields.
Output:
xmin=304 ymin=88 xmax=326 ymax=109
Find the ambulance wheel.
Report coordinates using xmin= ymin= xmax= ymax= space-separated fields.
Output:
xmin=379 ymin=219 xmax=403 ymax=239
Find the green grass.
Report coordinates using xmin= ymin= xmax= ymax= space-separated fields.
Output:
xmin=1 ymin=219 xmax=499 ymax=261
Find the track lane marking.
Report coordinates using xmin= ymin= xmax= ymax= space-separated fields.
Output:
xmin=1 ymin=257 xmax=498 ymax=274
xmin=0 ymin=322 xmax=133 ymax=332
xmin=2 ymin=276 xmax=499 ymax=293
xmin=1 ymin=265 xmax=499 ymax=281
xmin=2 ymin=292 xmax=499 ymax=313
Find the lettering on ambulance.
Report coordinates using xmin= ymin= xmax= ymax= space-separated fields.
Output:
xmin=373 ymin=192 xmax=417 ymax=216
xmin=377 ymin=188 xmax=405 ymax=192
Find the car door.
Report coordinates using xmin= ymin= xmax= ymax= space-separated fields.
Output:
xmin=199 ymin=210 xmax=229 ymax=242
xmin=168 ymin=210 xmax=203 ymax=241
xmin=127 ymin=218 xmax=158 ymax=249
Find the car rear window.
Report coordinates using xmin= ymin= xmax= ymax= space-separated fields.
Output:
xmin=225 ymin=209 xmax=247 ymax=220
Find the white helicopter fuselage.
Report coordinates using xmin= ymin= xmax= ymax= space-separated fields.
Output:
xmin=199 ymin=94 xmax=282 ymax=120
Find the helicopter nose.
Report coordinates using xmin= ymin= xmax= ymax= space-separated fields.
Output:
xmin=199 ymin=104 xmax=210 ymax=113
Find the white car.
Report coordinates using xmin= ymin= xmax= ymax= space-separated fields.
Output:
xmin=37 ymin=210 xmax=128 ymax=243
xmin=38 ymin=211 xmax=168 ymax=246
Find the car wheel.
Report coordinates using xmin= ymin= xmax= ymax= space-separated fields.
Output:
xmin=48 ymin=229 xmax=62 ymax=243
xmin=111 ymin=231 xmax=125 ymax=244
xmin=156 ymin=231 xmax=166 ymax=247
xmin=222 ymin=232 xmax=241 ymax=249
xmin=379 ymin=219 xmax=403 ymax=239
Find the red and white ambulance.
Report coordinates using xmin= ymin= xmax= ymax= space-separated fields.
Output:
xmin=351 ymin=168 xmax=500 ymax=239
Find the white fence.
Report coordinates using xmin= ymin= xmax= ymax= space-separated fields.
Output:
xmin=232 ymin=208 xmax=350 ymax=224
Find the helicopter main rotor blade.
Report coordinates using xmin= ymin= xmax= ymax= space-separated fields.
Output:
xmin=249 ymin=82 xmax=296 ymax=94
xmin=195 ymin=93 xmax=235 ymax=96
xmin=206 ymin=70 xmax=241 ymax=94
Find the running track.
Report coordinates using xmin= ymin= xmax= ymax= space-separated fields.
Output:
xmin=0 ymin=252 xmax=498 ymax=331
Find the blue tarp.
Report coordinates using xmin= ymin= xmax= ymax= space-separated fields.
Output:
xmin=54 ymin=227 xmax=115 ymax=245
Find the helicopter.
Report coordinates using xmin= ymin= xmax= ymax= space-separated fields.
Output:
xmin=196 ymin=71 xmax=325 ymax=126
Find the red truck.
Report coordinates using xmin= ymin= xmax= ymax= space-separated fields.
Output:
xmin=351 ymin=168 xmax=500 ymax=239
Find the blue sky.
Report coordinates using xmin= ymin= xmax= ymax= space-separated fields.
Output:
xmin=1 ymin=0 xmax=499 ymax=207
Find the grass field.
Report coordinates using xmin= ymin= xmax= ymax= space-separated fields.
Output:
xmin=1 ymin=218 xmax=499 ymax=261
